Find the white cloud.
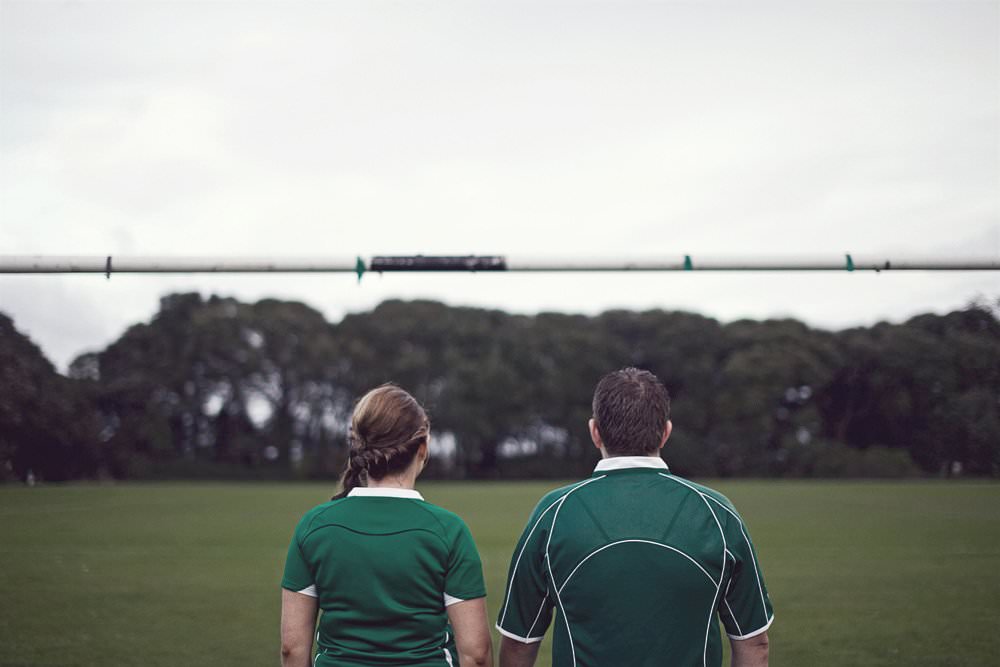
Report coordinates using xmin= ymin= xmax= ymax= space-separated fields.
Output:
xmin=0 ymin=0 xmax=996 ymax=370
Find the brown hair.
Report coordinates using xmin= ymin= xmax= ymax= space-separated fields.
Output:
xmin=592 ymin=367 xmax=671 ymax=456
xmin=332 ymin=384 xmax=430 ymax=500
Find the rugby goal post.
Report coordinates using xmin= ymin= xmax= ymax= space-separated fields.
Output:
xmin=1 ymin=254 xmax=998 ymax=280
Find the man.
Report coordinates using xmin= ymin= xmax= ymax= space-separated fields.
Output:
xmin=496 ymin=368 xmax=773 ymax=667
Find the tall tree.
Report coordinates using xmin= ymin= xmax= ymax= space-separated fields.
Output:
xmin=0 ymin=313 xmax=100 ymax=481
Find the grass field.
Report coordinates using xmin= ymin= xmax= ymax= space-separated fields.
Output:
xmin=1 ymin=480 xmax=998 ymax=666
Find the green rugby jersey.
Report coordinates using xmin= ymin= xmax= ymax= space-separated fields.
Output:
xmin=497 ymin=456 xmax=774 ymax=667
xmin=282 ymin=487 xmax=486 ymax=667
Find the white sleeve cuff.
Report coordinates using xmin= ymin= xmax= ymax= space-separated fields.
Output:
xmin=495 ymin=624 xmax=545 ymax=644
xmin=295 ymin=584 xmax=318 ymax=598
xmin=727 ymin=614 xmax=774 ymax=640
xmin=444 ymin=593 xmax=465 ymax=607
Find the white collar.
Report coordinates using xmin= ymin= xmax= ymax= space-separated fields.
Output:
xmin=347 ymin=487 xmax=424 ymax=500
xmin=594 ymin=456 xmax=669 ymax=472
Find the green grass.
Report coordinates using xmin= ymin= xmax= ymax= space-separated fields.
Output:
xmin=1 ymin=480 xmax=998 ymax=666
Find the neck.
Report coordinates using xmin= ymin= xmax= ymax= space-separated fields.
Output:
xmin=367 ymin=467 xmax=419 ymax=490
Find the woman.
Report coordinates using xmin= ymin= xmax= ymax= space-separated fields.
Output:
xmin=280 ymin=384 xmax=493 ymax=667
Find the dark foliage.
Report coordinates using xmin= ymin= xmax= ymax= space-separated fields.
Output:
xmin=0 ymin=314 xmax=101 ymax=481
xmin=1 ymin=295 xmax=997 ymax=481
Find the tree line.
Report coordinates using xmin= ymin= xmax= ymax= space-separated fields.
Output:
xmin=2 ymin=294 xmax=998 ymax=482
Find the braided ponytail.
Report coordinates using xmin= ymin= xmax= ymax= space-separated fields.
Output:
xmin=331 ymin=437 xmax=368 ymax=500
xmin=332 ymin=384 xmax=429 ymax=500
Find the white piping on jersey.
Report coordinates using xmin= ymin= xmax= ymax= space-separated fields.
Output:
xmin=723 ymin=599 xmax=742 ymax=637
xmin=495 ymin=624 xmax=545 ymax=644
xmin=545 ymin=475 xmax=607 ymax=667
xmin=657 ymin=472 xmax=726 ymax=667
xmin=296 ymin=584 xmax=318 ymax=597
xmin=556 ymin=539 xmax=716 ymax=595
xmin=441 ymin=632 xmax=455 ymax=665
xmin=497 ymin=476 xmax=605 ymax=631
xmin=443 ymin=593 xmax=465 ymax=607
xmin=703 ymin=494 xmax=770 ymax=625
xmin=727 ymin=613 xmax=774 ymax=640
xmin=525 ymin=593 xmax=550 ymax=638
xmin=722 ymin=549 xmax=743 ymax=637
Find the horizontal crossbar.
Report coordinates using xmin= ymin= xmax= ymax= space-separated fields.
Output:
xmin=1 ymin=254 xmax=998 ymax=276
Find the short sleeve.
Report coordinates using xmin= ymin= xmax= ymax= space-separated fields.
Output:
xmin=717 ymin=503 xmax=774 ymax=639
xmin=444 ymin=519 xmax=487 ymax=603
xmin=495 ymin=497 xmax=555 ymax=643
xmin=281 ymin=516 xmax=317 ymax=597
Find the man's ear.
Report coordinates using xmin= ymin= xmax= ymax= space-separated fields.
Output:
xmin=589 ymin=418 xmax=603 ymax=451
xmin=659 ymin=420 xmax=672 ymax=450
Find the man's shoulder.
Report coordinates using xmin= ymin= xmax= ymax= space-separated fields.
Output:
xmin=544 ymin=477 xmax=602 ymax=503
xmin=526 ymin=478 xmax=601 ymax=518
xmin=668 ymin=475 xmax=741 ymax=516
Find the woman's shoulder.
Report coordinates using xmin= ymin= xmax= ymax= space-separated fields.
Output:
xmin=291 ymin=498 xmax=347 ymax=534
xmin=412 ymin=498 xmax=474 ymax=534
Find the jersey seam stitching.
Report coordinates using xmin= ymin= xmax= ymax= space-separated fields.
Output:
xmin=409 ymin=500 xmax=456 ymax=551
xmin=496 ymin=478 xmax=599 ymax=630
xmin=656 ymin=473 xmax=725 ymax=667
xmin=703 ymin=494 xmax=769 ymax=623
xmin=301 ymin=522 xmax=447 ymax=545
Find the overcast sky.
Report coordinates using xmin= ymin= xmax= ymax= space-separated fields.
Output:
xmin=1 ymin=0 xmax=998 ymax=371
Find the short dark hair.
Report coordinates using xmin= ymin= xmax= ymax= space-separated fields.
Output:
xmin=592 ymin=368 xmax=671 ymax=455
